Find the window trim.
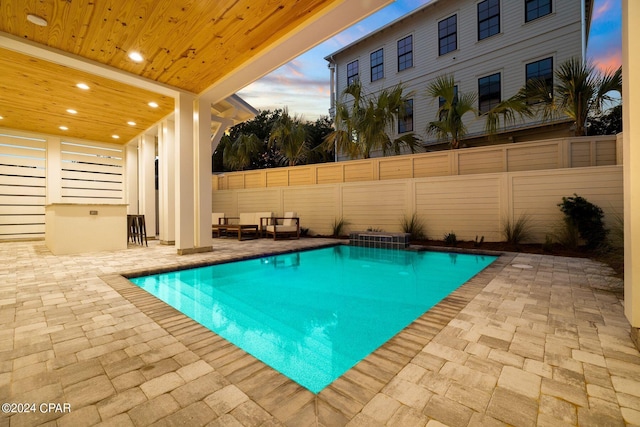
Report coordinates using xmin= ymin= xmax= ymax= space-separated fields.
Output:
xmin=525 ymin=0 xmax=552 ymax=23
xmin=397 ymin=35 xmax=413 ymax=72
xmin=370 ymin=48 xmax=384 ymax=82
xmin=477 ymin=0 xmax=501 ymax=41
xmin=438 ymin=14 xmax=457 ymax=56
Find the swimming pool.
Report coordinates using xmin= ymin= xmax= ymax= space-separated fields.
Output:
xmin=130 ymin=245 xmax=496 ymax=393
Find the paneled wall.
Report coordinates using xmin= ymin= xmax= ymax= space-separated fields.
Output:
xmin=213 ymin=136 xmax=620 ymax=190
xmin=212 ymin=166 xmax=623 ymax=243
xmin=0 ymin=129 xmax=126 ymax=241
xmin=0 ymin=133 xmax=47 ymax=240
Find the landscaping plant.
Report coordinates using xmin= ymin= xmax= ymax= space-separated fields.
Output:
xmin=558 ymin=194 xmax=607 ymax=249
xmin=503 ymin=213 xmax=532 ymax=245
xmin=401 ymin=213 xmax=426 ymax=240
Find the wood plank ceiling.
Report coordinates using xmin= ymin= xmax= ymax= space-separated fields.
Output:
xmin=0 ymin=0 xmax=336 ymax=143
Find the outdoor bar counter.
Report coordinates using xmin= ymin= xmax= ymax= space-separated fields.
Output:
xmin=45 ymin=203 xmax=128 ymax=255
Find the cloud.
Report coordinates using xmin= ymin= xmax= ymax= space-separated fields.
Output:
xmin=592 ymin=0 xmax=613 ymax=21
xmin=592 ymin=51 xmax=622 ymax=73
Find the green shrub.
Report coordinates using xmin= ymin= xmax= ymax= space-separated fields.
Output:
xmin=558 ymin=194 xmax=607 ymax=249
xmin=542 ymin=234 xmax=554 ymax=252
xmin=444 ymin=231 xmax=457 ymax=246
xmin=401 ymin=213 xmax=426 ymax=240
xmin=503 ymin=213 xmax=532 ymax=245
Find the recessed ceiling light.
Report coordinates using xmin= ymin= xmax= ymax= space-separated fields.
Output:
xmin=0 ymin=116 xmax=3 ymax=120
xmin=27 ymin=14 xmax=48 ymax=27
xmin=127 ymin=121 xmax=136 ymax=126
xmin=76 ymin=83 xmax=90 ymax=90
xmin=59 ymin=126 xmax=68 ymax=131
xmin=148 ymin=102 xmax=158 ymax=108
xmin=112 ymin=135 xmax=120 ymax=139
xmin=66 ymin=109 xmax=77 ymax=114
xmin=128 ymin=51 xmax=144 ymax=62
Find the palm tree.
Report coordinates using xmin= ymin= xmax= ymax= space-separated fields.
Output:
xmin=324 ymin=80 xmax=421 ymax=159
xmin=522 ymin=57 xmax=622 ymax=136
xmin=427 ymin=75 xmax=534 ymax=148
xmin=426 ymin=75 xmax=477 ymax=149
xmin=268 ymin=109 xmax=309 ymax=166
xmin=222 ymin=133 xmax=261 ymax=170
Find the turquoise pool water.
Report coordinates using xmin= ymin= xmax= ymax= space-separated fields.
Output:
xmin=130 ymin=245 xmax=496 ymax=393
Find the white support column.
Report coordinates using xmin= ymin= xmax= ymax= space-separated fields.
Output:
xmin=623 ymin=0 xmax=640 ymax=348
xmin=174 ymin=93 xmax=196 ymax=254
xmin=139 ymin=133 xmax=157 ymax=237
xmin=125 ymin=141 xmax=139 ymax=215
xmin=158 ymin=119 xmax=175 ymax=245
xmin=45 ymin=137 xmax=62 ymax=204
xmin=193 ymin=95 xmax=214 ymax=252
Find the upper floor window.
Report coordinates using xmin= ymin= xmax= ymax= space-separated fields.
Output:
xmin=478 ymin=0 xmax=500 ymax=40
xmin=371 ymin=49 xmax=384 ymax=82
xmin=526 ymin=0 xmax=552 ymax=22
xmin=526 ymin=57 xmax=553 ymax=101
xmin=347 ymin=60 xmax=359 ymax=85
xmin=478 ymin=72 xmax=501 ymax=114
xmin=438 ymin=15 xmax=457 ymax=56
xmin=399 ymin=99 xmax=414 ymax=133
xmin=398 ymin=35 xmax=413 ymax=72
xmin=526 ymin=57 xmax=553 ymax=86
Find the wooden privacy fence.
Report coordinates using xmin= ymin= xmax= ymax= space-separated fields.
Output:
xmin=213 ymin=135 xmax=620 ymax=191
xmin=212 ymin=165 xmax=623 ymax=244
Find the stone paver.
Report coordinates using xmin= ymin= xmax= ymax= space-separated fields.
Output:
xmin=0 ymin=239 xmax=638 ymax=426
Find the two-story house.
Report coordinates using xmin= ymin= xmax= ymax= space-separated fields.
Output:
xmin=326 ymin=0 xmax=593 ymax=153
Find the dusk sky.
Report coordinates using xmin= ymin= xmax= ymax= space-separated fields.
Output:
xmin=238 ymin=0 xmax=622 ymax=121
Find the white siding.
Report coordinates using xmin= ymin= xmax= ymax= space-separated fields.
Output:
xmin=330 ymin=0 xmax=584 ymax=149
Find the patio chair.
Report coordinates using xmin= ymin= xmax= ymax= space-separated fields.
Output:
xmin=225 ymin=212 xmax=273 ymax=240
xmin=211 ymin=212 xmax=227 ymax=237
xmin=265 ymin=211 xmax=300 ymax=240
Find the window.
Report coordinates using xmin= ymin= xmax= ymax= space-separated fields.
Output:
xmin=526 ymin=57 xmax=553 ymax=101
xmin=370 ymin=49 xmax=384 ymax=82
xmin=526 ymin=57 xmax=553 ymax=86
xmin=399 ymin=99 xmax=414 ymax=133
xmin=526 ymin=0 xmax=552 ymax=22
xmin=478 ymin=0 xmax=500 ymax=40
xmin=398 ymin=35 xmax=413 ymax=71
xmin=478 ymin=73 xmax=501 ymax=114
xmin=438 ymin=15 xmax=457 ymax=56
xmin=347 ymin=60 xmax=359 ymax=85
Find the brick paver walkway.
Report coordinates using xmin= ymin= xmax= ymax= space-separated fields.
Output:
xmin=0 ymin=239 xmax=638 ymax=426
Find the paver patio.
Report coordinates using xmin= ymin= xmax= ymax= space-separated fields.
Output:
xmin=1 ymin=238 xmax=639 ymax=426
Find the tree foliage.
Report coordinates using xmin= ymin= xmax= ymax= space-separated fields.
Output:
xmin=268 ymin=109 xmax=309 ymax=167
xmin=426 ymin=75 xmax=477 ymax=149
xmin=522 ymin=57 xmax=622 ymax=136
xmin=324 ymin=80 xmax=421 ymax=159
xmin=213 ymin=109 xmax=335 ymax=172
xmin=426 ymin=74 xmax=532 ymax=149
xmin=587 ymin=104 xmax=622 ymax=136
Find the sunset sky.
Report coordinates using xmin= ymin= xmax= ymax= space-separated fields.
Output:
xmin=238 ymin=0 xmax=622 ymax=121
